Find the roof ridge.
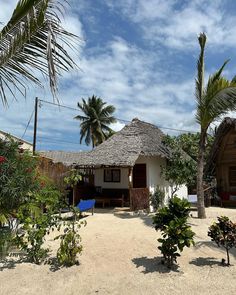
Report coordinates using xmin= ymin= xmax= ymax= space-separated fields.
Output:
xmin=131 ymin=117 xmax=164 ymax=132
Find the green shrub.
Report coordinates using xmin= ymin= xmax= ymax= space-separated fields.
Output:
xmin=15 ymin=177 xmax=62 ymax=264
xmin=0 ymin=137 xmax=38 ymax=227
xmin=0 ymin=138 xmax=86 ymax=266
xmin=150 ymin=186 xmax=165 ymax=211
xmin=55 ymin=207 xmax=86 ymax=266
xmin=0 ymin=227 xmax=14 ymax=260
xmin=208 ymin=216 xmax=236 ymax=266
xmin=153 ymin=197 xmax=195 ymax=268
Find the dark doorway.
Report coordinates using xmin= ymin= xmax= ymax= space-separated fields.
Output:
xmin=133 ymin=164 xmax=147 ymax=188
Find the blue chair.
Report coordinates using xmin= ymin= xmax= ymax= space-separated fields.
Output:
xmin=77 ymin=199 xmax=96 ymax=215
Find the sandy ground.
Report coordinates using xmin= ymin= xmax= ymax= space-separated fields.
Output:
xmin=1 ymin=207 xmax=236 ymax=295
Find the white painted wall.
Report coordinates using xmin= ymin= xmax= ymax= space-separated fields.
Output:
xmin=135 ymin=155 xmax=188 ymax=202
xmin=0 ymin=131 xmax=33 ymax=151
xmin=94 ymin=167 xmax=129 ymax=189
xmin=135 ymin=155 xmax=165 ymax=193
xmin=93 ymin=155 xmax=188 ymax=202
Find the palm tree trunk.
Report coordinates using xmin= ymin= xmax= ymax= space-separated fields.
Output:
xmin=197 ymin=128 xmax=207 ymax=219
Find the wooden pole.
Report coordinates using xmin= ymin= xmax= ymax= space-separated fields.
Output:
xmin=128 ymin=167 xmax=133 ymax=210
xmin=33 ymin=97 xmax=38 ymax=155
xmin=73 ymin=188 xmax=75 ymax=206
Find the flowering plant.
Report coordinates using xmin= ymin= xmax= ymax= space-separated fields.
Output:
xmin=0 ymin=156 xmax=6 ymax=163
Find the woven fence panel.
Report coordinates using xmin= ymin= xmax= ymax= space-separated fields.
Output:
xmin=38 ymin=157 xmax=71 ymax=190
xmin=130 ymin=188 xmax=149 ymax=211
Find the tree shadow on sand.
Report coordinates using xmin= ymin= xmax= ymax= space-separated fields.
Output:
xmin=194 ymin=240 xmax=236 ymax=259
xmin=47 ymin=257 xmax=80 ymax=272
xmin=132 ymin=256 xmax=180 ymax=274
xmin=0 ymin=255 xmax=27 ymax=271
xmin=113 ymin=212 xmax=154 ymax=228
xmin=189 ymin=257 xmax=222 ymax=267
xmin=0 ymin=255 xmax=73 ymax=272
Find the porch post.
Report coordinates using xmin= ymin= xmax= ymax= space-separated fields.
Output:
xmin=128 ymin=167 xmax=133 ymax=209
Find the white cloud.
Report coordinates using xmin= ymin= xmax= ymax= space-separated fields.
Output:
xmin=110 ymin=121 xmax=125 ymax=132
xmin=2 ymin=0 xmax=235 ymax=152
xmin=0 ymin=34 xmax=199 ymax=149
xmin=106 ymin=0 xmax=236 ymax=51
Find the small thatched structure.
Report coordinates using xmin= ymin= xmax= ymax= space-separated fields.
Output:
xmin=39 ymin=118 xmax=170 ymax=168
xmin=38 ymin=118 xmax=187 ymax=208
xmin=207 ymin=117 xmax=236 ymax=174
xmin=79 ymin=117 xmax=170 ymax=167
xmin=38 ymin=150 xmax=90 ymax=167
xmin=207 ymin=117 xmax=236 ymax=204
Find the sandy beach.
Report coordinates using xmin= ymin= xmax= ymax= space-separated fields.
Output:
xmin=1 ymin=207 xmax=236 ymax=295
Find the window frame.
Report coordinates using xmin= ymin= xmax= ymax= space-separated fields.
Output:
xmin=104 ymin=168 xmax=121 ymax=183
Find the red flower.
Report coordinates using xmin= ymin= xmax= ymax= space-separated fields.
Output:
xmin=26 ymin=168 xmax=32 ymax=173
xmin=0 ymin=156 xmax=6 ymax=163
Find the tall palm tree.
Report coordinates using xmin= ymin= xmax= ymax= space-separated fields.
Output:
xmin=0 ymin=0 xmax=78 ymax=105
xmin=196 ymin=33 xmax=236 ymax=218
xmin=75 ymin=95 xmax=116 ymax=147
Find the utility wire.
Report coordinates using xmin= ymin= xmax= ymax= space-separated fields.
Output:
xmin=38 ymin=98 xmax=197 ymax=133
xmin=37 ymin=136 xmax=88 ymax=147
xmin=21 ymin=108 xmax=35 ymax=139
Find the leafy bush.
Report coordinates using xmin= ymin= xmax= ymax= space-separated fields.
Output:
xmin=0 ymin=137 xmax=38 ymax=226
xmin=55 ymin=171 xmax=86 ymax=266
xmin=153 ymin=197 xmax=195 ymax=268
xmin=0 ymin=138 xmax=65 ymax=263
xmin=150 ymin=186 xmax=165 ymax=211
xmin=55 ymin=206 xmax=86 ymax=266
xmin=208 ymin=216 xmax=236 ymax=266
xmin=0 ymin=139 xmax=86 ymax=266
xmin=15 ymin=176 xmax=62 ymax=264
xmin=162 ymin=135 xmax=197 ymax=197
xmin=0 ymin=227 xmax=14 ymax=260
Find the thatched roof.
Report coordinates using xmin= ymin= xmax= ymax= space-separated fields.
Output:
xmin=39 ymin=118 xmax=170 ymax=167
xmin=38 ymin=151 xmax=90 ymax=166
xmin=206 ymin=117 xmax=236 ymax=175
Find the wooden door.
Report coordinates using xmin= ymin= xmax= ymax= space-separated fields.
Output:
xmin=133 ymin=164 xmax=147 ymax=188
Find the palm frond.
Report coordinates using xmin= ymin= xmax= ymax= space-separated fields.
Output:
xmin=205 ymin=60 xmax=229 ymax=96
xmin=74 ymin=114 xmax=87 ymax=121
xmin=0 ymin=212 xmax=9 ymax=226
xmin=75 ymin=95 xmax=116 ymax=147
xmin=197 ymin=79 xmax=236 ymax=128
xmin=0 ymin=0 xmax=79 ymax=105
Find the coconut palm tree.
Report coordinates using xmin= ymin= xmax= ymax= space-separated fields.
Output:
xmin=0 ymin=0 xmax=78 ymax=106
xmin=196 ymin=33 xmax=236 ymax=218
xmin=75 ymin=95 xmax=116 ymax=147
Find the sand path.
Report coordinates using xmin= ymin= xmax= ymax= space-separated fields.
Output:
xmin=1 ymin=207 xmax=236 ymax=295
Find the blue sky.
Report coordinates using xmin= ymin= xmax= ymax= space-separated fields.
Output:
xmin=1 ymin=0 xmax=236 ymax=151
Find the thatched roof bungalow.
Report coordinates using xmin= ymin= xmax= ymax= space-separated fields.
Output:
xmin=207 ymin=117 xmax=236 ymax=205
xmin=40 ymin=118 xmax=188 ymax=209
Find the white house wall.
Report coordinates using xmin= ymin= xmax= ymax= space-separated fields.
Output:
xmin=135 ymin=155 xmax=188 ymax=201
xmin=94 ymin=167 xmax=129 ymax=189
xmin=135 ymin=155 xmax=165 ymax=193
xmin=168 ymin=185 xmax=188 ymax=200
xmin=0 ymin=132 xmax=33 ymax=151
xmin=94 ymin=156 xmax=188 ymax=200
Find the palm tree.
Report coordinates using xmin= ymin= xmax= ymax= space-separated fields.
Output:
xmin=0 ymin=0 xmax=78 ymax=105
xmin=75 ymin=95 xmax=116 ymax=147
xmin=196 ymin=33 xmax=236 ymax=218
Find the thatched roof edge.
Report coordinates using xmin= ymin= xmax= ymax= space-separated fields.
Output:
xmin=206 ymin=117 xmax=236 ymax=175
